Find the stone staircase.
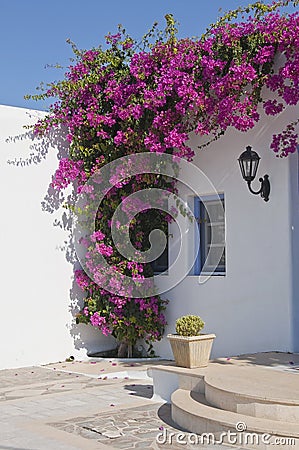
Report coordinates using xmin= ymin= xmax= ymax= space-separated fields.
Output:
xmin=149 ymin=353 xmax=299 ymax=449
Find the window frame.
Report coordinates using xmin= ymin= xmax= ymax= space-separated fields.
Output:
xmin=193 ymin=194 xmax=226 ymax=276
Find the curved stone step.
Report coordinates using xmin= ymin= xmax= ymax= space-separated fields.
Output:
xmin=171 ymin=389 xmax=299 ymax=449
xmin=204 ymin=365 xmax=299 ymax=422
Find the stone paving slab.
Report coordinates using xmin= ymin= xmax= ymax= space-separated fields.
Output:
xmin=49 ymin=402 xmax=240 ymax=449
xmin=0 ymin=365 xmax=154 ymax=449
xmin=0 ymin=357 xmax=265 ymax=449
xmin=44 ymin=358 xmax=175 ymax=377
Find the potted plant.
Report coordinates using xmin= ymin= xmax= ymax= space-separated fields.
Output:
xmin=167 ymin=315 xmax=216 ymax=368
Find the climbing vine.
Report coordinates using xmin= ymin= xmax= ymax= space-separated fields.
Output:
xmin=29 ymin=1 xmax=299 ymax=356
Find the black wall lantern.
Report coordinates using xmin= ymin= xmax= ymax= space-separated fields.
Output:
xmin=238 ymin=146 xmax=270 ymax=202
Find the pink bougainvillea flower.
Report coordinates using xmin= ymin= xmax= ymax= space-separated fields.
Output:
xmin=33 ymin=3 xmax=299 ymax=360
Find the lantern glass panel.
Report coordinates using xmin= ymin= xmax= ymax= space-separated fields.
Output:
xmin=238 ymin=147 xmax=260 ymax=182
xmin=251 ymin=158 xmax=259 ymax=180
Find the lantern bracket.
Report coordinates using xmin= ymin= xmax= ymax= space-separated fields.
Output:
xmin=247 ymin=175 xmax=270 ymax=202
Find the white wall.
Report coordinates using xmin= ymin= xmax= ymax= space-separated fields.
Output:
xmin=290 ymin=147 xmax=299 ymax=351
xmin=0 ymin=105 xmax=115 ymax=370
xmin=1 ymin=101 xmax=298 ymax=369
xmin=154 ymin=103 xmax=299 ymax=359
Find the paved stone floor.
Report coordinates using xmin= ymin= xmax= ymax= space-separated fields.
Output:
xmin=0 ymin=359 xmax=248 ymax=450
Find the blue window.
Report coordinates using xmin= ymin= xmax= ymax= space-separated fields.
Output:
xmin=193 ymin=194 xmax=225 ymax=275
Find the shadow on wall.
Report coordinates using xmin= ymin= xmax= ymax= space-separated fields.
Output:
xmin=6 ymin=118 xmax=112 ymax=356
xmin=68 ymin=263 xmax=117 ymax=355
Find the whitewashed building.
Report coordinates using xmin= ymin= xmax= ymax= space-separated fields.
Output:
xmin=0 ymin=100 xmax=298 ymax=369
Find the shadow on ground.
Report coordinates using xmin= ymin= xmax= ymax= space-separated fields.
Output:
xmin=209 ymin=351 xmax=299 ymax=368
xmin=123 ymin=383 xmax=153 ymax=399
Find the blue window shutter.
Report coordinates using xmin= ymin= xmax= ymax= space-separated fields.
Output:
xmin=193 ymin=194 xmax=225 ymax=276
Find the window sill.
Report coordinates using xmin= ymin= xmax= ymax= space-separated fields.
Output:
xmin=188 ymin=273 xmax=226 ymax=277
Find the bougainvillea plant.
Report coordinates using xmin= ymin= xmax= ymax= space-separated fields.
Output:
xmin=29 ymin=0 xmax=299 ymax=357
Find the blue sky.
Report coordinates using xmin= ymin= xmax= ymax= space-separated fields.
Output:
xmin=0 ymin=0 xmax=296 ymax=110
